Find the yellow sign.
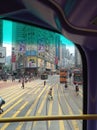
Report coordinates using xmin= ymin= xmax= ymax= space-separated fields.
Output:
xmin=27 ymin=56 xmax=37 ymax=67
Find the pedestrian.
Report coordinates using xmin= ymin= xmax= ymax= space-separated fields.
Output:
xmin=75 ymin=84 xmax=79 ymax=96
xmin=18 ymin=78 xmax=21 ymax=83
xmin=69 ymin=72 xmax=72 ymax=78
xmin=12 ymin=75 xmax=15 ymax=82
xmin=64 ymin=81 xmax=68 ymax=89
xmin=48 ymin=88 xmax=53 ymax=100
xmin=21 ymin=77 xmax=25 ymax=89
xmin=0 ymin=96 xmax=5 ymax=114
xmin=44 ymin=80 xmax=46 ymax=86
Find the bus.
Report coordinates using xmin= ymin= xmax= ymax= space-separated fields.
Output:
xmin=60 ymin=69 xmax=67 ymax=83
xmin=73 ymin=68 xmax=83 ymax=85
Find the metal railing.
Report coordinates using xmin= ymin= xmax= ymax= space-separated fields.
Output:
xmin=0 ymin=114 xmax=97 ymax=123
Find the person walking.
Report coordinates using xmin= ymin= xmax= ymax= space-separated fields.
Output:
xmin=64 ymin=81 xmax=68 ymax=89
xmin=44 ymin=80 xmax=46 ymax=86
xmin=21 ymin=77 xmax=25 ymax=89
xmin=75 ymin=84 xmax=79 ymax=96
xmin=0 ymin=97 xmax=5 ymax=114
xmin=48 ymin=88 xmax=53 ymax=100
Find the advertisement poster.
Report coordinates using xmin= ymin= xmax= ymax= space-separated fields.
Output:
xmin=27 ymin=57 xmax=37 ymax=68
xmin=19 ymin=41 xmax=26 ymax=53
xmin=37 ymin=39 xmax=45 ymax=53
xmin=37 ymin=58 xmax=44 ymax=67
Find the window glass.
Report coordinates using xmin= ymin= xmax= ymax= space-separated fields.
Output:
xmin=0 ymin=20 xmax=83 ymax=130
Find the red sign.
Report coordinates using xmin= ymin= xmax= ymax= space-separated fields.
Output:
xmin=11 ymin=54 xmax=16 ymax=62
xmin=55 ymin=57 xmax=58 ymax=65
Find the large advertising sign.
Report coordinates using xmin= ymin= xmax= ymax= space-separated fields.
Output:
xmin=25 ymin=50 xmax=37 ymax=56
xmin=0 ymin=47 xmax=6 ymax=63
xmin=38 ymin=58 xmax=44 ymax=67
xmin=46 ymin=62 xmax=51 ymax=69
xmin=27 ymin=57 xmax=37 ymax=68
xmin=19 ymin=41 xmax=26 ymax=53
xmin=11 ymin=47 xmax=16 ymax=63
xmin=37 ymin=39 xmax=45 ymax=53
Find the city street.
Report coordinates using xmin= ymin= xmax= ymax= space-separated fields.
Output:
xmin=0 ymin=75 xmax=83 ymax=130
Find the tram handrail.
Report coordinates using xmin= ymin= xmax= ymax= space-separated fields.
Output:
xmin=0 ymin=114 xmax=97 ymax=123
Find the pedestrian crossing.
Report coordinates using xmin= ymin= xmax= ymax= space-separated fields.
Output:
xmin=0 ymin=79 xmax=83 ymax=130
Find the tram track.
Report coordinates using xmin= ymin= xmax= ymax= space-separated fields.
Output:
xmin=57 ymin=84 xmax=73 ymax=130
xmin=0 ymin=76 xmax=83 ymax=130
xmin=46 ymin=84 xmax=55 ymax=130
xmin=0 ymin=82 xmax=45 ymax=129
xmin=57 ymin=83 xmax=82 ymax=130
xmin=30 ymin=83 xmax=54 ymax=130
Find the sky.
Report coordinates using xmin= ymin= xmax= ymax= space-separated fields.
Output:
xmin=61 ymin=35 xmax=75 ymax=54
xmin=66 ymin=46 xmax=75 ymax=54
xmin=3 ymin=20 xmax=75 ymax=56
xmin=3 ymin=20 xmax=12 ymax=56
xmin=3 ymin=20 xmax=12 ymax=43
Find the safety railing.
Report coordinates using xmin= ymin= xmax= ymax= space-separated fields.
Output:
xmin=0 ymin=114 xmax=97 ymax=123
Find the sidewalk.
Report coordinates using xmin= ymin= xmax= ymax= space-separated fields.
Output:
xmin=0 ymin=79 xmax=19 ymax=89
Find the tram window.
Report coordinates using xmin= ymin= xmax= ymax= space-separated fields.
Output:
xmin=0 ymin=19 xmax=84 ymax=130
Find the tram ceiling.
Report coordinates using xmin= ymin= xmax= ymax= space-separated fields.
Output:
xmin=0 ymin=0 xmax=97 ymax=46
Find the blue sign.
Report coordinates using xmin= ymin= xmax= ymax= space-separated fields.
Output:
xmin=25 ymin=50 xmax=37 ymax=56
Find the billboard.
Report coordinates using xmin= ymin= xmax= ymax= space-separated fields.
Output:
xmin=37 ymin=39 xmax=45 ymax=53
xmin=19 ymin=41 xmax=26 ymax=53
xmin=27 ymin=57 xmax=37 ymax=68
xmin=0 ymin=47 xmax=6 ymax=63
xmin=25 ymin=50 xmax=37 ymax=56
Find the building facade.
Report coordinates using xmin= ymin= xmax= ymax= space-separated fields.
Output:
xmin=11 ymin=22 xmax=56 ymax=76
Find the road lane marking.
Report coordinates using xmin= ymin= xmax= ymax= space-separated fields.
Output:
xmin=2 ymin=89 xmax=26 ymax=102
xmin=79 ymin=90 xmax=83 ymax=97
xmin=1 ymin=101 xmax=28 ymax=130
xmin=59 ymin=85 xmax=81 ymax=130
xmin=0 ymin=99 xmax=23 ymax=117
xmin=2 ymin=90 xmax=28 ymax=109
xmin=0 ymin=86 xmax=20 ymax=97
xmin=34 ymin=86 xmax=42 ymax=94
xmin=58 ymin=87 xmax=65 ymax=130
xmin=33 ymin=91 xmax=48 ymax=126
xmin=16 ymin=86 xmax=47 ymax=130
xmin=64 ymin=98 xmax=79 ymax=130
xmin=2 ymin=84 xmax=37 ymax=110
xmin=58 ymin=102 xmax=65 ymax=130
xmin=48 ymin=88 xmax=54 ymax=127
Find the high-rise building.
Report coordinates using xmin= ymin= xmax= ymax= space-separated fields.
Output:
xmin=0 ymin=20 xmax=3 ymax=46
xmin=0 ymin=20 xmax=3 ymax=70
xmin=75 ymin=47 xmax=82 ymax=68
xmin=11 ymin=21 xmax=56 ymax=75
